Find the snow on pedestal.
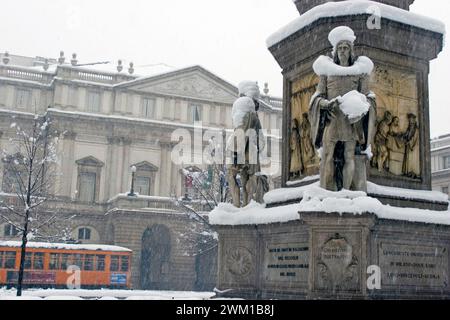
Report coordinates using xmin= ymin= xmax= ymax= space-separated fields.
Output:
xmin=209 ymin=184 xmax=450 ymax=226
xmin=266 ymin=0 xmax=445 ymax=48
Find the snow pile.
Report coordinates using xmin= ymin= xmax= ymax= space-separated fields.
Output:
xmin=267 ymin=0 xmax=446 ymax=47
xmin=299 ymin=186 xmax=450 ymax=226
xmin=328 ymin=26 xmax=356 ymax=47
xmin=211 ymin=184 xmax=450 ymax=226
xmin=264 ymin=181 xmax=320 ymax=204
xmin=367 ymin=182 xmax=449 ymax=203
xmin=231 ymin=96 xmax=255 ymax=128
xmin=209 ymin=201 xmax=301 ymax=226
xmin=313 ymin=55 xmax=374 ymax=76
xmin=338 ymin=90 xmax=371 ymax=123
xmin=0 ymin=288 xmax=215 ymax=300
xmin=0 ymin=241 xmax=131 ymax=252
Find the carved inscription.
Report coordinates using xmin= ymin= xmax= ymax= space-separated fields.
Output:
xmin=264 ymin=243 xmax=309 ymax=282
xmin=380 ymin=243 xmax=448 ymax=288
xmin=315 ymin=233 xmax=360 ymax=292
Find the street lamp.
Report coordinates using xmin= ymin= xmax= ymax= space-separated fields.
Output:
xmin=128 ymin=166 xmax=137 ymax=196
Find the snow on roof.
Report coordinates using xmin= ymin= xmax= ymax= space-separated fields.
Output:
xmin=211 ymin=185 xmax=450 ymax=226
xmin=266 ymin=0 xmax=446 ymax=48
xmin=0 ymin=241 xmax=131 ymax=252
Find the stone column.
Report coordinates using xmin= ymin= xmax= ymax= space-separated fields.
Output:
xmin=106 ymin=136 xmax=120 ymax=200
xmin=59 ymin=131 xmax=77 ymax=198
xmin=121 ymin=137 xmax=132 ymax=195
xmin=159 ymin=141 xmax=173 ymax=197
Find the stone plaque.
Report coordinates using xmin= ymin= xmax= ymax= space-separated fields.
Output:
xmin=379 ymin=243 xmax=449 ymax=288
xmin=313 ymin=232 xmax=361 ymax=293
xmin=264 ymin=243 xmax=309 ymax=283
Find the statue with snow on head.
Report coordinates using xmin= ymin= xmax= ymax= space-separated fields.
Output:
xmin=309 ymin=26 xmax=377 ymax=192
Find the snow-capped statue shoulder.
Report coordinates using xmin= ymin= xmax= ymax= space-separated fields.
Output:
xmin=231 ymin=96 xmax=255 ymax=128
xmin=313 ymin=55 xmax=374 ymax=77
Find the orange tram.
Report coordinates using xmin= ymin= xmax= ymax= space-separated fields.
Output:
xmin=0 ymin=241 xmax=132 ymax=289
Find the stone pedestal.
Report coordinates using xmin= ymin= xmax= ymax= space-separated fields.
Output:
xmin=269 ymin=0 xmax=444 ymax=191
xmin=215 ymin=212 xmax=450 ymax=299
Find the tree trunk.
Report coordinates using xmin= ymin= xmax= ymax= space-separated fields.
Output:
xmin=16 ymin=209 xmax=29 ymax=296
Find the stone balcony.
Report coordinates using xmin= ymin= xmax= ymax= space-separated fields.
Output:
xmin=0 ymin=64 xmax=54 ymax=85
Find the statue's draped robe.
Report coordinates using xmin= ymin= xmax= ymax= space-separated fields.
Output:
xmin=309 ymin=58 xmax=376 ymax=191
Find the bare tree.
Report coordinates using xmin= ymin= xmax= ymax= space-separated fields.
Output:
xmin=0 ymin=113 xmax=73 ymax=296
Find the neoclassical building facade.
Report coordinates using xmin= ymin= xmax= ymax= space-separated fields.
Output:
xmin=0 ymin=53 xmax=282 ymax=290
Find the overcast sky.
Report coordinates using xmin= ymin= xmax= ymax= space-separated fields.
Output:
xmin=0 ymin=0 xmax=449 ymax=138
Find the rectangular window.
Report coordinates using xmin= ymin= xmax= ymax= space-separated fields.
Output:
xmin=87 ymin=91 xmax=101 ymax=112
xmin=78 ymin=228 xmax=91 ymax=240
xmin=60 ymin=254 xmax=69 ymax=270
xmin=33 ymin=252 xmax=44 ymax=270
xmin=120 ymin=256 xmax=129 ymax=272
xmin=96 ymin=255 xmax=105 ymax=271
xmin=49 ymin=253 xmax=60 ymax=270
xmin=444 ymin=156 xmax=450 ymax=170
xmin=141 ymin=98 xmax=156 ymax=119
xmin=4 ymin=224 xmax=18 ymax=237
xmin=68 ymin=87 xmax=78 ymax=106
xmin=110 ymin=255 xmax=119 ymax=271
xmin=79 ymin=172 xmax=96 ymax=203
xmin=442 ymin=186 xmax=449 ymax=195
xmin=15 ymin=89 xmax=31 ymax=109
xmin=135 ymin=176 xmax=150 ymax=196
xmin=24 ymin=252 xmax=32 ymax=269
xmin=83 ymin=254 xmax=94 ymax=271
xmin=190 ymin=104 xmax=202 ymax=123
xmin=4 ymin=251 xmax=16 ymax=269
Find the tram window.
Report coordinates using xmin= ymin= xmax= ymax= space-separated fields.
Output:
xmin=24 ymin=252 xmax=32 ymax=269
xmin=33 ymin=252 xmax=44 ymax=270
xmin=61 ymin=254 xmax=69 ymax=270
xmin=0 ymin=251 xmax=3 ymax=267
xmin=121 ymin=256 xmax=129 ymax=272
xmin=84 ymin=254 xmax=94 ymax=271
xmin=49 ymin=253 xmax=60 ymax=270
xmin=110 ymin=255 xmax=119 ymax=271
xmin=73 ymin=254 xmax=82 ymax=268
xmin=4 ymin=251 xmax=16 ymax=269
xmin=96 ymin=255 xmax=105 ymax=271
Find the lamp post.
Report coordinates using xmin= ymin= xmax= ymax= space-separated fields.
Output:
xmin=128 ymin=166 xmax=137 ymax=196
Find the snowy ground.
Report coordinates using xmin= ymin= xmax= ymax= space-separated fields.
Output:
xmin=0 ymin=287 xmax=217 ymax=300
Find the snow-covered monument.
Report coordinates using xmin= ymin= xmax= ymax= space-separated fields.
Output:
xmin=211 ymin=0 xmax=450 ymax=299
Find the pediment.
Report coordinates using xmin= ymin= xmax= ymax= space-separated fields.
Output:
xmin=76 ymin=156 xmax=104 ymax=167
xmin=119 ymin=66 xmax=238 ymax=104
xmin=133 ymin=161 xmax=158 ymax=172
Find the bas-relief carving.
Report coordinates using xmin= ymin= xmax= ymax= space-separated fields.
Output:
xmin=288 ymin=66 xmax=421 ymax=184
xmin=136 ymin=74 xmax=236 ymax=103
xmin=369 ymin=66 xmax=421 ymax=179
xmin=315 ymin=233 xmax=360 ymax=293
xmin=225 ymin=246 xmax=254 ymax=278
xmin=289 ymin=74 xmax=320 ymax=179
